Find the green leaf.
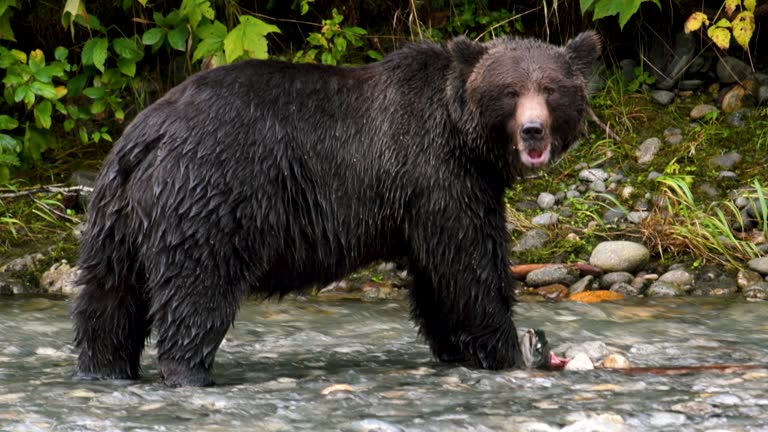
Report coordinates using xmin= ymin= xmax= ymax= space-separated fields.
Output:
xmin=79 ymin=126 xmax=88 ymax=143
xmin=167 ymin=25 xmax=189 ymax=51
xmin=180 ymin=0 xmax=214 ymax=29
xmin=320 ymin=51 xmax=335 ymax=65
xmin=333 ymin=36 xmax=347 ymax=56
xmin=82 ymin=37 xmax=109 ymax=72
xmin=192 ymin=37 xmax=223 ymax=63
xmin=101 ymin=68 xmax=125 ymax=85
xmin=592 ymin=0 xmax=660 ymax=29
xmin=63 ymin=119 xmax=75 ymax=132
xmin=13 ymin=85 xmax=27 ymax=102
xmin=29 ymin=81 xmax=57 ymax=99
xmin=33 ymin=64 xmax=66 ymax=83
xmin=345 ymin=26 xmax=366 ymax=35
xmin=90 ymin=99 xmax=107 ymax=114
xmin=0 ymin=9 xmax=15 ymax=42
xmin=223 ymin=16 xmax=280 ymax=63
xmin=0 ymin=133 xmax=18 ymax=150
xmin=73 ymin=10 xmax=105 ymax=33
xmin=23 ymin=125 xmax=54 ymax=162
xmin=307 ymin=33 xmax=328 ymax=48
xmin=63 ymin=0 xmax=81 ymax=20
xmin=117 ymin=57 xmax=136 ymax=77
xmin=23 ymin=85 xmax=35 ymax=107
xmin=54 ymin=99 xmax=66 ymax=113
xmin=28 ymin=49 xmax=45 ymax=72
xmin=33 ymin=100 xmax=52 ymax=129
xmin=54 ymin=46 xmax=68 ymax=61
xmin=713 ymin=17 xmax=732 ymax=28
xmin=66 ymin=73 xmax=88 ymax=97
xmin=580 ymin=0 xmax=596 ymax=15
xmin=195 ymin=20 xmax=226 ymax=39
xmin=367 ymin=50 xmax=383 ymax=61
xmin=113 ymin=37 xmax=143 ymax=60
xmin=0 ymin=0 xmax=18 ymax=17
xmin=0 ymin=114 xmax=18 ymax=130
xmin=142 ymin=28 xmax=165 ymax=46
xmin=165 ymin=10 xmax=184 ymax=27
xmin=82 ymin=86 xmax=105 ymax=99
xmin=2 ymin=73 xmax=23 ymax=86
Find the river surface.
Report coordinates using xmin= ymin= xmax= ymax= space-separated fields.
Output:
xmin=1 ymin=295 xmax=768 ymax=431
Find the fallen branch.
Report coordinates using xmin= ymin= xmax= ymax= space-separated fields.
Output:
xmin=0 ymin=185 xmax=93 ymax=200
xmin=588 ymin=107 xmax=622 ymax=142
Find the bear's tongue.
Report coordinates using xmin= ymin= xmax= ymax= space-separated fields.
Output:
xmin=527 ymin=149 xmax=544 ymax=160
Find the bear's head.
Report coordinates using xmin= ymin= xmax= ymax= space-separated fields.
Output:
xmin=448 ymin=32 xmax=601 ymax=178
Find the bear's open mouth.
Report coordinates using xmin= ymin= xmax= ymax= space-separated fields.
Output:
xmin=519 ymin=145 xmax=550 ymax=168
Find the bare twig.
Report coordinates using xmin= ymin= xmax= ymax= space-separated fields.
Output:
xmin=0 ymin=185 xmax=93 ymax=200
xmin=587 ymin=107 xmax=622 ymax=142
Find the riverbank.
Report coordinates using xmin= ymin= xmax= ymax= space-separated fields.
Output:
xmin=1 ymin=67 xmax=768 ymax=301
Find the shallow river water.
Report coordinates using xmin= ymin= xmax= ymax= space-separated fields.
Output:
xmin=1 ymin=295 xmax=768 ymax=431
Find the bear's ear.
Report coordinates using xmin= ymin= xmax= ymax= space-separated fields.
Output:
xmin=447 ymin=37 xmax=487 ymax=122
xmin=448 ymin=37 xmax=486 ymax=75
xmin=565 ymin=31 xmax=602 ymax=81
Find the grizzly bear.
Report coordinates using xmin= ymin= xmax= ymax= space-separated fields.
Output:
xmin=73 ymin=32 xmax=601 ymax=386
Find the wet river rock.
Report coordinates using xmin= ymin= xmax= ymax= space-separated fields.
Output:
xmin=589 ymin=241 xmax=650 ymax=273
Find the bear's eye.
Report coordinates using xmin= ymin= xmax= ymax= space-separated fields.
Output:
xmin=543 ymin=86 xmax=556 ymax=97
xmin=504 ymin=89 xmax=519 ymax=100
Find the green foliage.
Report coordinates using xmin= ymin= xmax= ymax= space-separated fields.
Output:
xmin=433 ymin=2 xmax=520 ymax=41
xmin=1 ymin=0 xmax=284 ymax=180
xmin=223 ymin=16 xmax=280 ymax=63
xmin=580 ymin=0 xmax=661 ymax=29
xmin=626 ymin=66 xmax=656 ymax=92
xmin=652 ymin=175 xmax=760 ymax=267
xmin=294 ymin=9 xmax=376 ymax=65
xmin=0 ymin=47 xmax=71 ymax=180
xmin=0 ymin=0 xmax=17 ymax=42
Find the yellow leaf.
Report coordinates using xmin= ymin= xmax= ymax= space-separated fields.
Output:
xmin=744 ymin=0 xmax=756 ymax=11
xmin=713 ymin=18 xmax=732 ymax=28
xmin=54 ymin=86 xmax=68 ymax=99
xmin=30 ymin=49 xmax=43 ymax=62
xmin=707 ymin=25 xmax=731 ymax=50
xmin=10 ymin=49 xmax=26 ymax=63
xmin=684 ymin=12 xmax=709 ymax=33
xmin=725 ymin=0 xmax=741 ymax=16
xmin=732 ymin=11 xmax=755 ymax=50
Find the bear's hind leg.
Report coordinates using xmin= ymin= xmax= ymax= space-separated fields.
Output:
xmin=150 ymin=267 xmax=246 ymax=387
xmin=73 ymin=278 xmax=150 ymax=381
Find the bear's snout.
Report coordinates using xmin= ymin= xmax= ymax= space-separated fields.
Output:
xmin=512 ymin=92 xmax=552 ymax=168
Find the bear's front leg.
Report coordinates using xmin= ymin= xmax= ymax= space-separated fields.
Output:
xmin=407 ymin=202 xmax=524 ymax=370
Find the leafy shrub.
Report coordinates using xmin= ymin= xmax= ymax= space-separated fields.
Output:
xmin=580 ymin=0 xmax=661 ymax=29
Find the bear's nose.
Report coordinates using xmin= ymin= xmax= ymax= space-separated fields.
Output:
xmin=521 ymin=121 xmax=545 ymax=140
